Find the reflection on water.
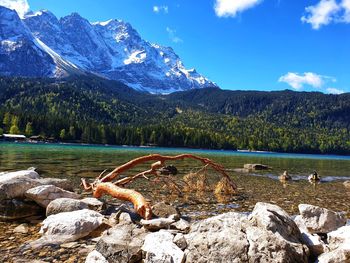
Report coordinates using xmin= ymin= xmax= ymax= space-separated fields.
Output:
xmin=1 ymin=142 xmax=350 ymax=219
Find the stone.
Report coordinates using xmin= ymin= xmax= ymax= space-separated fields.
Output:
xmin=46 ymin=198 xmax=88 ymax=216
xmin=81 ymin=197 xmax=104 ymax=212
xmin=60 ymin=242 xmax=79 ymax=248
xmin=171 ymin=218 xmax=190 ymax=233
xmin=96 ymin=220 xmax=148 ymax=263
xmin=141 ymin=215 xmax=177 ymax=231
xmin=13 ymin=223 xmax=29 ymax=234
xmin=36 ymin=178 xmax=74 ymax=192
xmin=0 ymin=198 xmax=43 ymax=221
xmin=243 ymin=163 xmax=270 ymax=170
xmin=300 ymin=231 xmax=327 ymax=257
xmin=142 ymin=230 xmax=185 ymax=263
xmin=298 ymin=204 xmax=347 ymax=234
xmin=327 ymin=225 xmax=350 ymax=250
xmin=344 ymin=180 xmax=350 ymax=189
xmin=38 ymin=209 xmax=104 ymax=244
xmin=185 ymin=212 xmax=250 ymax=263
xmin=317 ymin=245 xmax=350 ymax=263
xmin=25 ymin=185 xmax=80 ymax=207
xmin=0 ymin=169 xmax=40 ymax=183
xmin=151 ymin=202 xmax=180 ymax=219
xmin=173 ymin=233 xmax=187 ymax=250
xmin=85 ymin=250 xmax=108 ymax=263
xmin=232 ymin=168 xmax=250 ymax=173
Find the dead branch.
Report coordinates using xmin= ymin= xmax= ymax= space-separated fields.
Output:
xmin=81 ymin=153 xmax=237 ymax=220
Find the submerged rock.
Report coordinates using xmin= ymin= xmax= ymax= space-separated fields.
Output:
xmin=298 ymin=204 xmax=346 ymax=234
xmin=0 ymin=198 xmax=43 ymax=221
xmin=142 ymin=230 xmax=185 ymax=263
xmin=243 ymin=163 xmax=270 ymax=170
xmin=25 ymin=184 xmax=80 ymax=207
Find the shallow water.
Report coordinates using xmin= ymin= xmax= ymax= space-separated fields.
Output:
xmin=1 ymin=142 xmax=350 ymax=218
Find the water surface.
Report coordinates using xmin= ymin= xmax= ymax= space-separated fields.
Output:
xmin=1 ymin=142 xmax=349 ymax=218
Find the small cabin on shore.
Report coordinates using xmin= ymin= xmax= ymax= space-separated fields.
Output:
xmin=1 ymin=134 xmax=26 ymax=141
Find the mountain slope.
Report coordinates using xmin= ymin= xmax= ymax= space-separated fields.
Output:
xmin=0 ymin=76 xmax=350 ymax=154
xmin=0 ymin=6 xmax=216 ymax=93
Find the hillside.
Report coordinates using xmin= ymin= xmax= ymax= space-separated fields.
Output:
xmin=1 ymin=76 xmax=350 ymax=154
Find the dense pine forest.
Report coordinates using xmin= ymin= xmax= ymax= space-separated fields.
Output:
xmin=0 ymin=76 xmax=350 ymax=154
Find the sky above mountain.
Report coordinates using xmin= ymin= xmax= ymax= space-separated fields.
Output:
xmin=1 ymin=0 xmax=349 ymax=93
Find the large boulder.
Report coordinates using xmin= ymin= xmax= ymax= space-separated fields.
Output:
xmin=46 ymin=198 xmax=89 ymax=216
xmin=0 ymin=198 xmax=43 ymax=221
xmin=0 ymin=169 xmax=39 ymax=183
xmin=142 ymin=230 xmax=185 ymax=263
xmin=39 ymin=209 xmax=104 ymax=243
xmin=298 ymin=204 xmax=346 ymax=234
xmin=96 ymin=220 xmax=148 ymax=262
xmin=247 ymin=202 xmax=309 ymax=263
xmin=185 ymin=212 xmax=250 ymax=263
xmin=25 ymin=184 xmax=80 ymax=207
xmin=185 ymin=203 xmax=309 ymax=263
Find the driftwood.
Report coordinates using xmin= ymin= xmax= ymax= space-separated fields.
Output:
xmin=81 ymin=154 xmax=237 ymax=220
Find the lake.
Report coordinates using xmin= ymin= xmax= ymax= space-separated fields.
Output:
xmin=1 ymin=142 xmax=350 ymax=218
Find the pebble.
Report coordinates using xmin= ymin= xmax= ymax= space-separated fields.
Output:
xmin=13 ymin=223 xmax=29 ymax=234
xmin=60 ymin=242 xmax=79 ymax=249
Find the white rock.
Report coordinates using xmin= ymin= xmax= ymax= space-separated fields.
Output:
xmin=300 ymin=231 xmax=327 ymax=256
xmin=0 ymin=169 xmax=39 ymax=183
xmin=327 ymin=225 xmax=350 ymax=250
xmin=317 ymin=244 xmax=350 ymax=263
xmin=142 ymin=230 xmax=185 ymax=263
xmin=40 ymin=209 xmax=104 ymax=242
xmin=173 ymin=233 xmax=187 ymax=250
xmin=13 ymin=223 xmax=29 ymax=234
xmin=298 ymin=204 xmax=346 ymax=234
xmin=141 ymin=215 xmax=177 ymax=231
xmin=25 ymin=184 xmax=80 ymax=207
xmin=171 ymin=218 xmax=190 ymax=232
xmin=85 ymin=250 xmax=108 ymax=263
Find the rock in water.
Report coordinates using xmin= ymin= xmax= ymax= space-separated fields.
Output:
xmin=25 ymin=184 xmax=80 ymax=207
xmin=142 ymin=230 xmax=185 ymax=263
xmin=46 ymin=198 xmax=89 ymax=216
xmin=0 ymin=199 xmax=43 ymax=221
xmin=38 ymin=209 xmax=104 ymax=244
xmin=151 ymin=202 xmax=180 ymax=219
xmin=243 ymin=164 xmax=270 ymax=170
xmin=298 ymin=204 xmax=346 ymax=234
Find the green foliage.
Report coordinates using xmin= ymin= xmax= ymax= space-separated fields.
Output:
xmin=0 ymin=76 xmax=349 ymax=154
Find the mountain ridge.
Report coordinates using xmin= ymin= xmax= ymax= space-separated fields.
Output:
xmin=0 ymin=5 xmax=216 ymax=93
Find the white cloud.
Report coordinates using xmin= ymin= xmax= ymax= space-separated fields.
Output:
xmin=327 ymin=87 xmax=345 ymax=94
xmin=301 ymin=0 xmax=350 ymax=29
xmin=278 ymin=72 xmax=335 ymax=90
xmin=153 ymin=5 xmax=168 ymax=14
xmin=0 ymin=0 xmax=29 ymax=18
xmin=166 ymin=27 xmax=183 ymax=43
xmin=214 ymin=0 xmax=263 ymax=17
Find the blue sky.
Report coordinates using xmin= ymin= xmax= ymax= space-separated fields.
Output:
xmin=3 ymin=0 xmax=350 ymax=93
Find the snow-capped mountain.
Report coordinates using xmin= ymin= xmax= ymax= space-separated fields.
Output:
xmin=0 ymin=5 xmax=217 ymax=93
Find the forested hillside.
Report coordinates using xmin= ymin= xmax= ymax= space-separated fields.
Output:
xmin=1 ymin=76 xmax=350 ymax=154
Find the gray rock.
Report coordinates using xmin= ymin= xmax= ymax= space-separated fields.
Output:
xmin=0 ymin=169 xmax=39 ymax=183
xmin=151 ymin=202 xmax=180 ymax=219
xmin=13 ymin=223 xmax=29 ymax=234
xmin=173 ymin=233 xmax=187 ymax=250
xmin=300 ymin=231 xmax=328 ymax=257
xmin=141 ymin=215 xmax=177 ymax=231
xmin=81 ymin=197 xmax=104 ymax=212
xmin=142 ymin=230 xmax=185 ymax=263
xmin=171 ymin=218 xmax=190 ymax=233
xmin=85 ymin=250 xmax=108 ymax=263
xmin=46 ymin=198 xmax=88 ymax=216
xmin=243 ymin=163 xmax=270 ymax=170
xmin=298 ymin=204 xmax=347 ymax=234
xmin=36 ymin=178 xmax=74 ymax=192
xmin=185 ymin=212 xmax=250 ymax=263
xmin=25 ymin=184 xmax=80 ymax=207
xmin=39 ymin=209 xmax=104 ymax=243
xmin=0 ymin=198 xmax=43 ymax=221
xmin=96 ymin=220 xmax=148 ymax=263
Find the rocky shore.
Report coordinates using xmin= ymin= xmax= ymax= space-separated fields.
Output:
xmin=0 ymin=169 xmax=349 ymax=263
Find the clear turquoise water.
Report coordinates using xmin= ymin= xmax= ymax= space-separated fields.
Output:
xmin=1 ymin=142 xmax=350 ymax=218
